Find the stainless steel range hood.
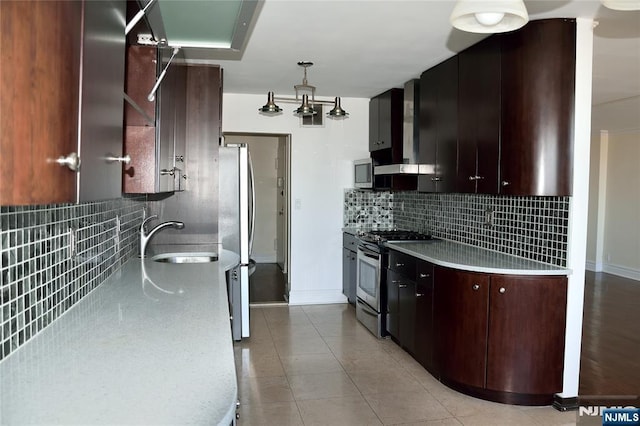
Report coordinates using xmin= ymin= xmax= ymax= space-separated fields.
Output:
xmin=374 ymin=79 xmax=432 ymax=176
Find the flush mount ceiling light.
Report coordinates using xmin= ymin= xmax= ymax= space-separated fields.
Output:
xmin=450 ymin=0 xmax=529 ymax=33
xmin=259 ymin=61 xmax=349 ymax=119
xmin=601 ymin=0 xmax=640 ymax=10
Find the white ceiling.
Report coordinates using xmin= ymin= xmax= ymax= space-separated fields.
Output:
xmin=178 ymin=0 xmax=639 ymax=111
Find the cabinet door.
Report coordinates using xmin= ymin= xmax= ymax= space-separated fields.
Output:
xmin=399 ymin=281 xmax=417 ymax=355
xmin=418 ymin=67 xmax=438 ymax=192
xmin=386 ymin=270 xmax=400 ymax=340
xmin=457 ymin=36 xmax=501 ymax=194
xmin=342 ymin=248 xmax=351 ymax=299
xmin=369 ymin=96 xmax=380 ymax=151
xmin=172 ymin=64 xmax=188 ymax=191
xmin=418 ymin=57 xmax=458 ymax=193
xmin=436 ymin=56 xmax=458 ymax=193
xmin=1 ymin=1 xmax=82 ymax=205
xmin=435 ymin=266 xmax=489 ymax=389
xmin=415 ymin=261 xmax=435 ymax=372
xmin=486 ymin=275 xmax=567 ymax=394
xmin=348 ymin=251 xmax=357 ymax=304
xmin=501 ymin=19 xmax=576 ymax=196
xmin=77 ymin=0 xmax=126 ymax=201
xmin=157 ymin=49 xmax=178 ymax=192
xmin=377 ymin=90 xmax=393 ymax=150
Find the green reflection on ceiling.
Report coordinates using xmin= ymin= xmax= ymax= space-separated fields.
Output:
xmin=157 ymin=0 xmax=243 ymax=48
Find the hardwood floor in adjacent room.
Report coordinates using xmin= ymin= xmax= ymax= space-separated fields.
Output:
xmin=579 ymin=271 xmax=640 ymax=397
xmin=249 ymin=263 xmax=287 ymax=304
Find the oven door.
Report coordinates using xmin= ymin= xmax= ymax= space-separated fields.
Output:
xmin=356 ymin=243 xmax=381 ymax=311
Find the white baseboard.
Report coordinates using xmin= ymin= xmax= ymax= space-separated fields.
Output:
xmin=251 ymin=254 xmax=277 ymax=263
xmin=288 ymin=290 xmax=348 ymax=305
xmin=602 ymin=263 xmax=640 ymax=281
xmin=585 ymin=260 xmax=603 ymax=272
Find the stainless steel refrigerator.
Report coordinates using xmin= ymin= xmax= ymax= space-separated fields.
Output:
xmin=219 ymin=144 xmax=255 ymax=341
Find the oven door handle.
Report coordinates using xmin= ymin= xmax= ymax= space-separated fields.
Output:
xmin=357 ymin=244 xmax=380 ymax=259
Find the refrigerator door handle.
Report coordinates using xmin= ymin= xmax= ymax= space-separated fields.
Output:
xmin=248 ymin=150 xmax=256 ymax=256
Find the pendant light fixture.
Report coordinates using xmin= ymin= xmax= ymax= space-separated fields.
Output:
xmin=450 ymin=0 xmax=529 ymax=33
xmin=258 ymin=61 xmax=349 ymax=119
xmin=601 ymin=0 xmax=640 ymax=10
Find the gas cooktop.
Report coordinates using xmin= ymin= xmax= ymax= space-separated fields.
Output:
xmin=358 ymin=230 xmax=433 ymax=244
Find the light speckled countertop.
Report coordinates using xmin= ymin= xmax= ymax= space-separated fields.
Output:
xmin=0 ymin=250 xmax=240 ymax=425
xmin=386 ymin=240 xmax=571 ymax=275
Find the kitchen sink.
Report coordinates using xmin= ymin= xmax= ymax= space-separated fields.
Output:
xmin=152 ymin=252 xmax=219 ymax=264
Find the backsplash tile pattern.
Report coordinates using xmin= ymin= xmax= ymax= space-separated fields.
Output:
xmin=343 ymin=189 xmax=394 ymax=229
xmin=0 ymin=198 xmax=145 ymax=361
xmin=344 ymin=190 xmax=569 ymax=267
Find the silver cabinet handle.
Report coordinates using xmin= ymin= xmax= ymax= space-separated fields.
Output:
xmin=416 ymin=293 xmax=425 ymax=297
xmin=106 ymin=153 xmax=131 ymax=165
xmin=499 ymin=287 xmax=506 ymax=294
xmin=396 ymin=263 xmax=404 ymax=267
xmin=160 ymin=168 xmax=175 ymax=176
xmin=398 ymin=284 xmax=407 ymax=288
xmin=55 ymin=152 xmax=80 ymax=171
xmin=469 ymin=175 xmax=484 ymax=181
xmin=419 ymin=273 xmax=430 ymax=278
xmin=431 ymin=177 xmax=442 ymax=182
xmin=501 ymin=181 xmax=510 ymax=186
xmin=472 ymin=284 xmax=480 ymax=291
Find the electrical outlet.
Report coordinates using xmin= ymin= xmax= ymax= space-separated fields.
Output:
xmin=484 ymin=207 xmax=494 ymax=227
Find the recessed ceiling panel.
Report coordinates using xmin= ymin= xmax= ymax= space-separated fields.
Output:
xmin=157 ymin=0 xmax=244 ymax=49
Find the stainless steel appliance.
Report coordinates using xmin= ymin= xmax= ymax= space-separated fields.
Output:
xmin=354 ymin=158 xmax=374 ymax=189
xmin=355 ymin=230 xmax=434 ymax=338
xmin=219 ymin=144 xmax=255 ymax=341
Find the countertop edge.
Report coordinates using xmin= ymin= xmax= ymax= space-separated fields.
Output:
xmin=385 ymin=241 xmax=572 ymax=276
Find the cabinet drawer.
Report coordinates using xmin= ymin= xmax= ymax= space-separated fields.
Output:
xmin=388 ymin=250 xmax=416 ymax=279
xmin=343 ymin=232 xmax=359 ymax=251
xmin=417 ymin=260 xmax=434 ymax=285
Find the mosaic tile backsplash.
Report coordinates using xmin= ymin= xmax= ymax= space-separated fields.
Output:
xmin=344 ymin=190 xmax=569 ymax=267
xmin=0 ymin=198 xmax=145 ymax=361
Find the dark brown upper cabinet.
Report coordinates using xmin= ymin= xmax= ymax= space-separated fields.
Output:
xmin=1 ymin=1 xmax=82 ymax=205
xmin=500 ymin=19 xmax=576 ymax=196
xmin=457 ymin=36 xmax=501 ymax=194
xmin=369 ymin=88 xmax=403 ymax=160
xmin=123 ymin=45 xmax=187 ymax=194
xmin=418 ymin=56 xmax=458 ymax=193
xmin=1 ymin=0 xmax=126 ymax=206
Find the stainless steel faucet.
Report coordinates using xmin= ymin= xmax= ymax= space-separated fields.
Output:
xmin=140 ymin=215 xmax=185 ymax=258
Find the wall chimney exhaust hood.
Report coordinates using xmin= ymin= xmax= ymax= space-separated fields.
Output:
xmin=374 ymin=79 xmax=433 ymax=176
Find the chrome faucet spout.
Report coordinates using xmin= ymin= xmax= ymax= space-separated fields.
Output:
xmin=140 ymin=216 xmax=185 ymax=258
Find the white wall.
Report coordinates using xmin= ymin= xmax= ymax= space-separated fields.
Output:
xmin=603 ymin=130 xmax=640 ymax=278
xmin=587 ymin=98 xmax=640 ymax=280
xmin=222 ymin=94 xmax=370 ymax=304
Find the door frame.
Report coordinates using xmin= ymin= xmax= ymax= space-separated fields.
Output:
xmin=222 ymin=131 xmax=291 ymax=298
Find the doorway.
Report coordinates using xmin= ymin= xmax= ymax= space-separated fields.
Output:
xmin=223 ymin=132 xmax=291 ymax=304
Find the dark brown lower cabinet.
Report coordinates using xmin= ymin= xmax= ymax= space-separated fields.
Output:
xmin=434 ymin=266 xmax=568 ymax=405
xmin=435 ymin=267 xmax=490 ymax=389
xmin=414 ymin=261 xmax=435 ymax=373
xmin=386 ymin=269 xmax=416 ymax=353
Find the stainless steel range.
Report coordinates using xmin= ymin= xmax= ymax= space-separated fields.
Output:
xmin=355 ymin=230 xmax=434 ymax=338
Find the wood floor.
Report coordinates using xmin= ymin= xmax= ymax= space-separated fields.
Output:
xmin=249 ymin=263 xmax=287 ymax=304
xmin=579 ymin=271 xmax=640 ymax=397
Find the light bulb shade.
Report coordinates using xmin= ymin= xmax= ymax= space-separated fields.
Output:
xmin=258 ymin=91 xmax=282 ymax=114
xmin=294 ymin=94 xmax=317 ymax=116
xmin=601 ymin=0 xmax=640 ymax=10
xmin=450 ymin=0 xmax=529 ymax=33
xmin=327 ymin=97 xmax=349 ymax=118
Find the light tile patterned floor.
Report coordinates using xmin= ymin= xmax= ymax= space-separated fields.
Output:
xmin=234 ymin=304 xmax=577 ymax=426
